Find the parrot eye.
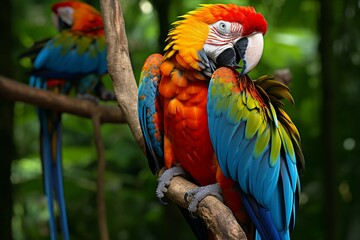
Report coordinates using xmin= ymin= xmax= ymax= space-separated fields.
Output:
xmin=215 ymin=21 xmax=231 ymax=34
xmin=219 ymin=22 xmax=226 ymax=30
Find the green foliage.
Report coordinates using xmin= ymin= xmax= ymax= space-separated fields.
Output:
xmin=5 ymin=0 xmax=360 ymax=239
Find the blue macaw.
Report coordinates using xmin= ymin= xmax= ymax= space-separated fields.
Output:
xmin=21 ymin=1 xmax=113 ymax=239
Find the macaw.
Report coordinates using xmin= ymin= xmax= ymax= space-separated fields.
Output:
xmin=21 ymin=1 xmax=112 ymax=239
xmin=138 ymin=3 xmax=305 ymax=240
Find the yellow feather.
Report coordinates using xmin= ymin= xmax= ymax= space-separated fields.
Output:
xmin=239 ymin=103 xmax=249 ymax=120
xmin=279 ymin=124 xmax=295 ymax=160
xmin=270 ymin=128 xmax=281 ymax=166
xmin=76 ymin=36 xmax=92 ymax=54
xmin=269 ymin=102 xmax=279 ymax=127
xmin=254 ymin=126 xmax=270 ymax=158
xmin=242 ymin=92 xmax=247 ymax=105
xmin=246 ymin=95 xmax=257 ymax=110
xmin=257 ymin=115 xmax=267 ymax=135
xmin=163 ymin=12 xmax=209 ymax=70
xmin=237 ymin=93 xmax=245 ymax=110
xmin=245 ymin=111 xmax=262 ymax=139
xmin=227 ymin=95 xmax=241 ymax=123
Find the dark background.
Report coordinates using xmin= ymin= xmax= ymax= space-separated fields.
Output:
xmin=0 ymin=0 xmax=359 ymax=239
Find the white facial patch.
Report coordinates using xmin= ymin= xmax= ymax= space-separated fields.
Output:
xmin=203 ymin=43 xmax=233 ymax=64
xmin=204 ymin=21 xmax=243 ymax=64
xmin=57 ymin=7 xmax=74 ymax=26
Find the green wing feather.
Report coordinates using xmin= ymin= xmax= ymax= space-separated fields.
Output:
xmin=207 ymin=67 xmax=304 ymax=234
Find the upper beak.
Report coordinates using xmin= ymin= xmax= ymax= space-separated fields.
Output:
xmin=234 ymin=33 xmax=264 ymax=75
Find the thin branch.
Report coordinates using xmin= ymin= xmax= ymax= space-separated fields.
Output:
xmin=92 ymin=113 xmax=109 ymax=240
xmin=0 ymin=76 xmax=117 ymax=240
xmin=98 ymin=0 xmax=246 ymax=239
xmin=99 ymin=0 xmax=145 ymax=153
xmin=0 ymin=75 xmax=117 ymax=240
xmin=0 ymin=76 xmax=124 ymax=124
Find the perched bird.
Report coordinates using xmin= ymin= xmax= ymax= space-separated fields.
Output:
xmin=21 ymin=1 xmax=112 ymax=239
xmin=138 ymin=4 xmax=304 ymax=240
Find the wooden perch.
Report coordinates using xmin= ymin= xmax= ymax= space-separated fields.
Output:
xmin=98 ymin=0 xmax=246 ymax=239
xmin=0 ymin=76 xmax=124 ymax=124
xmin=92 ymin=113 xmax=109 ymax=240
xmin=0 ymin=75 xmax=118 ymax=240
xmin=161 ymin=169 xmax=247 ymax=240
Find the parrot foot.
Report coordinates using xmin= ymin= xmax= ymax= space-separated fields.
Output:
xmin=185 ymin=183 xmax=223 ymax=216
xmin=156 ymin=165 xmax=186 ymax=204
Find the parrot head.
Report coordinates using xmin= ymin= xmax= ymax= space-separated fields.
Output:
xmin=164 ymin=4 xmax=267 ymax=76
xmin=51 ymin=1 xmax=103 ymax=33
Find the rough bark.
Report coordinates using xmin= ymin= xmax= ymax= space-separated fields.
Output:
xmin=0 ymin=76 xmax=124 ymax=124
xmin=92 ymin=113 xmax=109 ymax=240
xmin=99 ymin=0 xmax=145 ymax=153
xmin=161 ymin=170 xmax=247 ymax=240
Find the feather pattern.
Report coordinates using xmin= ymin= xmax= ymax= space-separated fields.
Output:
xmin=32 ymin=31 xmax=106 ymax=80
xmin=23 ymin=2 xmax=109 ymax=240
xmin=138 ymin=54 xmax=164 ymax=174
xmin=207 ymin=67 xmax=304 ymax=239
xmin=137 ymin=3 xmax=303 ymax=240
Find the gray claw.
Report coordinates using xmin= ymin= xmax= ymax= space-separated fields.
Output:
xmin=185 ymin=183 xmax=223 ymax=214
xmin=156 ymin=166 xmax=186 ymax=203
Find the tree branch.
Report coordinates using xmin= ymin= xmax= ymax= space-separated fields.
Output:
xmin=98 ymin=0 xmax=246 ymax=239
xmin=0 ymin=76 xmax=124 ymax=124
xmin=0 ymin=75 xmax=118 ymax=240
xmin=92 ymin=113 xmax=109 ymax=240
xmin=160 ymin=169 xmax=247 ymax=239
xmin=99 ymin=0 xmax=145 ymax=153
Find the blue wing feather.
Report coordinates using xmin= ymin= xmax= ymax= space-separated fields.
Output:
xmin=241 ymin=189 xmax=281 ymax=240
xmin=207 ymin=68 xmax=302 ymax=240
xmin=138 ymin=54 xmax=164 ymax=174
xmin=33 ymin=35 xmax=107 ymax=80
xmin=256 ymin=148 xmax=280 ymax=206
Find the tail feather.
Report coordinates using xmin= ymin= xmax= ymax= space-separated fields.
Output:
xmin=39 ymin=107 xmax=69 ymax=240
xmin=40 ymin=110 xmax=58 ymax=240
xmin=255 ymin=231 xmax=262 ymax=240
xmin=240 ymin=189 xmax=282 ymax=240
xmin=53 ymin=122 xmax=69 ymax=239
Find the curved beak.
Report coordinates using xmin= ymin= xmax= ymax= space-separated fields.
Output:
xmin=235 ymin=33 xmax=264 ymax=75
xmin=52 ymin=13 xmax=71 ymax=31
xmin=215 ymin=33 xmax=264 ymax=76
